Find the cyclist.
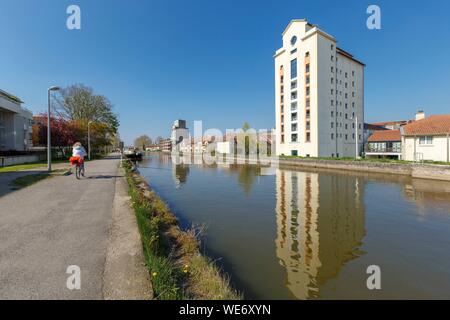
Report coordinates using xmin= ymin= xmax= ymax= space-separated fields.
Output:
xmin=69 ymin=142 xmax=87 ymax=177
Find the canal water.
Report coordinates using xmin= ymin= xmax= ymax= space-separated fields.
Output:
xmin=138 ymin=154 xmax=450 ymax=299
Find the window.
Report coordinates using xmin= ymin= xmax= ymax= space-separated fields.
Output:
xmin=305 ymin=52 xmax=310 ymax=57
xmin=291 ymin=102 xmax=297 ymax=111
xmin=352 ymin=81 xmax=355 ymax=87
xmin=291 ymin=123 xmax=297 ymax=132
xmin=281 ymin=125 xmax=284 ymax=132
xmin=331 ymin=89 xmax=334 ymax=95
xmin=291 ymin=91 xmax=297 ymax=100
xmin=331 ymin=44 xmax=334 ymax=50
xmin=345 ymin=124 xmax=348 ymax=129
xmin=352 ymin=92 xmax=355 ymax=97
xmin=331 ymin=133 xmax=334 ymax=140
xmin=291 ymin=81 xmax=297 ymax=89
xmin=331 ymin=55 xmax=334 ymax=61
xmin=306 ymin=121 xmax=310 ymax=130
xmin=331 ymin=122 xmax=334 ymax=128
xmin=419 ymin=136 xmax=433 ymax=145
xmin=306 ymin=109 xmax=310 ymax=118
xmin=306 ymin=87 xmax=310 ymax=96
xmin=345 ymin=72 xmax=348 ymax=78
xmin=290 ymin=36 xmax=297 ymax=46
xmin=345 ymin=93 xmax=348 ymax=99
xmin=331 ymin=111 xmax=334 ymax=117
xmin=345 ymin=103 xmax=348 ymax=109
xmin=331 ymin=78 xmax=334 ymax=84
xmin=331 ymin=66 xmax=334 ymax=73
xmin=291 ymin=112 xmax=297 ymax=121
xmin=291 ymin=134 xmax=298 ymax=142
xmin=305 ymin=63 xmax=310 ymax=73
xmin=281 ymin=135 xmax=284 ymax=143
xmin=352 ymin=102 xmax=355 ymax=108
xmin=306 ymin=75 xmax=310 ymax=85
xmin=281 ymin=115 xmax=284 ymax=123
xmin=291 ymin=150 xmax=298 ymax=156
xmin=281 ymin=105 xmax=284 ymax=113
xmin=352 ymin=71 xmax=355 ymax=77
xmin=306 ymin=99 xmax=310 ymax=108
xmin=331 ymin=100 xmax=334 ymax=106
xmin=306 ymin=132 xmax=311 ymax=142
xmin=290 ymin=59 xmax=297 ymax=79
xmin=345 ymin=134 xmax=348 ymax=140
xmin=345 ymin=83 xmax=348 ymax=88
xmin=290 ymin=49 xmax=297 ymax=54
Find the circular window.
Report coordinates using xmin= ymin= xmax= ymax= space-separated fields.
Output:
xmin=290 ymin=36 xmax=297 ymax=46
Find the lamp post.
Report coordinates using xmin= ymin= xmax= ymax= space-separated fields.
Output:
xmin=47 ymin=86 xmax=60 ymax=172
xmin=87 ymin=121 xmax=92 ymax=161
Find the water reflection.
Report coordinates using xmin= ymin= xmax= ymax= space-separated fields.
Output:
xmin=275 ymin=169 xmax=366 ymax=299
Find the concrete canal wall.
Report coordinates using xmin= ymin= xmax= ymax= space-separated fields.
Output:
xmin=277 ymin=157 xmax=450 ymax=182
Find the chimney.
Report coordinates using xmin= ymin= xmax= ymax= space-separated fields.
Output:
xmin=415 ymin=110 xmax=425 ymax=121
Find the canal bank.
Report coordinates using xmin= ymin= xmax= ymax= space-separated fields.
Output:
xmin=123 ymin=160 xmax=240 ymax=300
xmin=218 ymin=156 xmax=450 ymax=182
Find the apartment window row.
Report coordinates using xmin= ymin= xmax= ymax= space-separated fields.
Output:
xmin=331 ymin=133 xmax=362 ymax=141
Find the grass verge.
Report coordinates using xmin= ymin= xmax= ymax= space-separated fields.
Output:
xmin=123 ymin=160 xmax=241 ymax=300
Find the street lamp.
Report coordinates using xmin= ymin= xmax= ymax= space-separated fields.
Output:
xmin=350 ymin=115 xmax=359 ymax=159
xmin=87 ymin=121 xmax=93 ymax=161
xmin=47 ymin=86 xmax=60 ymax=172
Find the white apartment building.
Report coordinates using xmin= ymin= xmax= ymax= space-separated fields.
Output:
xmin=0 ymin=89 xmax=33 ymax=151
xmin=274 ymin=19 xmax=365 ymax=157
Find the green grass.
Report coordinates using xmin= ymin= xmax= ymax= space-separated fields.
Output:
xmin=0 ymin=160 xmax=69 ymax=173
xmin=123 ymin=161 xmax=240 ymax=300
xmin=9 ymin=173 xmax=51 ymax=189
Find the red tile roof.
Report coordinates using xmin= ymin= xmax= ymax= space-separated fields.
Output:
xmin=403 ymin=115 xmax=450 ymax=136
xmin=368 ymin=130 xmax=401 ymax=142
xmin=371 ymin=120 xmax=408 ymax=127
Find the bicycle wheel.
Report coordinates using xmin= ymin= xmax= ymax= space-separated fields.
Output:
xmin=75 ymin=164 xmax=81 ymax=179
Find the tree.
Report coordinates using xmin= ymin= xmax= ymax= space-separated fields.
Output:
xmin=54 ymin=84 xmax=119 ymax=134
xmin=134 ymin=135 xmax=152 ymax=150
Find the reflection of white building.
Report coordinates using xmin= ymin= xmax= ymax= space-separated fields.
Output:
xmin=275 ymin=169 xmax=365 ymax=299
xmin=0 ymin=89 xmax=33 ymax=151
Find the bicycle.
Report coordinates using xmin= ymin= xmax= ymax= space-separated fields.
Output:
xmin=70 ymin=157 xmax=85 ymax=179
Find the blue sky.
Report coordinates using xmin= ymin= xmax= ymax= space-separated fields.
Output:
xmin=1 ymin=0 xmax=449 ymax=144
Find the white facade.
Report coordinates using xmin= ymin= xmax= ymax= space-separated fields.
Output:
xmin=0 ymin=90 xmax=33 ymax=151
xmin=403 ymin=135 xmax=450 ymax=162
xmin=274 ymin=19 xmax=364 ymax=157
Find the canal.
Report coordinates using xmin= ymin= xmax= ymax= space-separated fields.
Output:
xmin=138 ymin=153 xmax=450 ymax=299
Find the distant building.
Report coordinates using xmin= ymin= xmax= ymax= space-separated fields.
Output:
xmin=274 ymin=19 xmax=365 ymax=157
xmin=159 ymin=138 xmax=172 ymax=153
xmin=170 ymin=120 xmax=190 ymax=153
xmin=365 ymin=129 xmax=402 ymax=159
xmin=0 ymin=89 xmax=33 ymax=152
xmin=402 ymin=114 xmax=450 ymax=162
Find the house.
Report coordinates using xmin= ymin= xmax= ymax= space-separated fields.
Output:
xmin=274 ymin=19 xmax=365 ymax=157
xmin=0 ymin=89 xmax=33 ymax=152
xmin=365 ymin=129 xmax=402 ymax=159
xmin=159 ymin=138 xmax=172 ymax=153
xmin=402 ymin=114 xmax=450 ymax=162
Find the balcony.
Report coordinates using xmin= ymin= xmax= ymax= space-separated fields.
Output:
xmin=365 ymin=146 xmax=401 ymax=155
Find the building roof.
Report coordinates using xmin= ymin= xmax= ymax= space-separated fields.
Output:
xmin=368 ymin=130 xmax=401 ymax=142
xmin=0 ymin=89 xmax=23 ymax=104
xmin=403 ymin=115 xmax=450 ymax=136
xmin=336 ymin=48 xmax=365 ymax=66
xmin=371 ymin=120 xmax=409 ymax=127
xmin=364 ymin=123 xmax=388 ymax=131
